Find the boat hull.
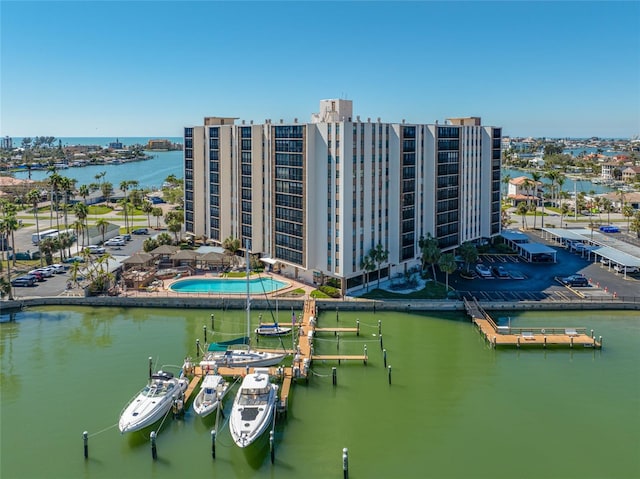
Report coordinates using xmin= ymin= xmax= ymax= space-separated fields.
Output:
xmin=193 ymin=375 xmax=229 ymax=418
xmin=199 ymin=350 xmax=286 ymax=369
xmin=118 ymin=374 xmax=188 ymax=433
xmin=229 ymin=370 xmax=278 ymax=448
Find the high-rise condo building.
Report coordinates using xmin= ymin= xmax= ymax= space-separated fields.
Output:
xmin=184 ymin=99 xmax=501 ymax=293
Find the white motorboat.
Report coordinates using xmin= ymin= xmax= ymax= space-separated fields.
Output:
xmin=118 ymin=371 xmax=188 ymax=433
xmin=255 ymin=322 xmax=292 ymax=337
xmin=229 ymin=368 xmax=278 ymax=448
xmin=192 ymin=374 xmax=230 ymax=418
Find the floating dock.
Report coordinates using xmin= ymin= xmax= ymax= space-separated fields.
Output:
xmin=464 ymin=297 xmax=602 ymax=349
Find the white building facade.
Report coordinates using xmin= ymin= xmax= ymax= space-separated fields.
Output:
xmin=184 ymin=100 xmax=501 ymax=293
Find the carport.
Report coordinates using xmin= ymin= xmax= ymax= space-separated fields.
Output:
xmin=516 ymin=243 xmax=557 ymax=263
xmin=540 ymin=228 xmax=594 ymax=248
xmin=500 ymin=230 xmax=529 ymax=249
xmin=592 ymin=246 xmax=640 ymax=278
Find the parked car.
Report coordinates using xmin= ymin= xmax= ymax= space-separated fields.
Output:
xmin=85 ymin=245 xmax=106 ymax=255
xmin=104 ymin=237 xmax=125 ymax=247
xmin=532 ymin=253 xmax=554 ymax=262
xmin=50 ymin=264 xmax=67 ymax=274
xmin=492 ymin=265 xmax=509 ymax=278
xmin=64 ymin=256 xmax=85 ymax=264
xmin=613 ymin=264 xmax=639 ymax=274
xmin=34 ymin=267 xmax=54 ymax=278
xmin=121 ymin=233 xmax=132 ymax=241
xmin=132 ymin=228 xmax=149 ymax=235
xmin=8 ymin=252 xmax=33 ymax=261
xmin=11 ymin=275 xmax=37 ymax=287
xmin=27 ymin=270 xmax=45 ymax=282
xmin=475 ymin=264 xmax=493 ymax=278
xmin=561 ymin=275 xmax=589 ymax=287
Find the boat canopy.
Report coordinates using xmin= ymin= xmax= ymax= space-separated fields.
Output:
xmin=207 ymin=337 xmax=249 ymax=352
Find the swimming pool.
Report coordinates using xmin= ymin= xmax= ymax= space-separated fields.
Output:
xmin=170 ymin=277 xmax=288 ymax=294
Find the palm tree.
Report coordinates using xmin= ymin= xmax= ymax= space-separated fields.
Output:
xmin=0 ymin=276 xmax=11 ymax=300
xmin=531 ymin=171 xmax=542 ymax=228
xmin=39 ymin=237 xmax=55 ymax=265
xmin=95 ymin=218 xmax=109 ymax=245
xmin=622 ymin=204 xmax=634 ymax=232
xmin=458 ymin=241 xmax=478 ymax=274
xmin=516 ymin=202 xmax=529 ymax=229
xmin=1 ymin=214 xmax=19 ymax=267
xmin=556 ymin=175 xmax=566 ymax=208
xmin=545 ymin=170 xmax=559 ymax=206
xmin=152 ymin=207 xmax=163 ymax=229
xmin=223 ymin=236 xmax=241 ymax=267
xmin=501 ymin=173 xmax=511 ymax=200
xmin=369 ymin=243 xmax=389 ymax=288
xmin=73 ymin=202 xmax=88 ymax=248
xmin=419 ymin=233 xmax=440 ymax=280
xmin=78 ymin=184 xmax=90 ymax=205
xmin=360 ymin=254 xmax=376 ymax=292
xmin=59 ymin=176 xmax=74 ymax=232
xmin=438 ymin=253 xmax=457 ymax=292
xmin=72 ymin=220 xmax=84 ymax=254
xmin=142 ymin=200 xmax=153 ymax=228
xmin=47 ymin=167 xmax=61 ymax=228
xmin=560 ymin=203 xmax=570 ymax=228
xmin=119 ymin=180 xmax=130 ymax=233
xmin=101 ymin=182 xmax=113 ymax=205
xmin=630 ymin=211 xmax=640 ymax=239
xmin=95 ymin=171 xmax=106 ymax=188
xmin=26 ymin=188 xmax=43 ymax=266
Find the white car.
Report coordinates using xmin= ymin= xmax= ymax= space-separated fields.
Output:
xmin=86 ymin=245 xmax=106 ymax=254
xmin=475 ymin=263 xmax=493 ymax=278
xmin=104 ymin=237 xmax=125 ymax=247
xmin=613 ymin=264 xmax=639 ymax=274
xmin=35 ymin=267 xmax=55 ymax=278
xmin=50 ymin=264 xmax=66 ymax=274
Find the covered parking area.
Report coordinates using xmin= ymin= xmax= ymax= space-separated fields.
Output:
xmin=500 ymin=230 xmax=557 ymax=263
xmin=591 ymin=246 xmax=640 ymax=279
xmin=540 ymin=228 xmax=594 ymax=248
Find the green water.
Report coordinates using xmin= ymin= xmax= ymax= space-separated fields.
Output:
xmin=1 ymin=307 xmax=639 ymax=479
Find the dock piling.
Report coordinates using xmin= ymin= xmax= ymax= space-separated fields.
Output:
xmin=380 ymin=334 xmax=383 ymax=350
xmin=196 ymin=339 xmax=200 ymax=357
xmin=356 ymin=320 xmax=360 ymax=336
xmin=83 ymin=431 xmax=88 ymax=459
xmin=383 ymin=349 xmax=387 ymax=367
xmin=388 ymin=365 xmax=392 ymax=385
xmin=332 ymin=366 xmax=337 ymax=386
xmin=210 ymin=313 xmax=214 ymax=329
xmin=148 ymin=356 xmax=153 ymax=379
xmin=378 ymin=320 xmax=381 ymax=335
xmin=342 ymin=447 xmax=349 ymax=479
xmin=270 ymin=430 xmax=275 ymax=464
xmin=211 ymin=429 xmax=216 ymax=459
xmin=203 ymin=325 xmax=207 ymax=343
xmin=150 ymin=431 xmax=157 ymax=460
xmin=364 ymin=345 xmax=367 ymax=365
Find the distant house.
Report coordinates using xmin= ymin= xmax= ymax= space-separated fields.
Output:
xmin=147 ymin=139 xmax=172 ymax=151
xmin=621 ymin=166 xmax=640 ymax=183
xmin=507 ymin=176 xmax=541 ymax=206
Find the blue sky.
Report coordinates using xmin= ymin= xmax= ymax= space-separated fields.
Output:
xmin=2 ymin=1 xmax=639 ymax=138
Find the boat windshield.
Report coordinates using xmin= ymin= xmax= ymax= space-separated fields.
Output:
xmin=237 ymin=387 xmax=270 ymax=406
xmin=142 ymin=381 xmax=174 ymax=397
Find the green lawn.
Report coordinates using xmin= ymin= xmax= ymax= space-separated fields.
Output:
xmin=360 ymin=280 xmax=447 ymax=300
xmin=88 ymin=205 xmax=113 ymax=215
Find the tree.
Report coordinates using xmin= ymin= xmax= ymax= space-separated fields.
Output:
xmin=419 ymin=233 xmax=440 ymax=280
xmin=560 ymin=203 xmax=570 ymax=228
xmin=152 ymin=207 xmax=163 ymax=228
xmin=78 ymin=184 xmax=90 ymax=205
xmin=95 ymin=218 xmax=109 ymax=245
xmin=438 ymin=253 xmax=457 ymax=292
xmin=142 ymin=200 xmax=153 ymax=228
xmin=223 ymin=236 xmax=241 ymax=267
xmin=101 ymin=181 xmax=113 ymax=205
xmin=156 ymin=232 xmax=173 ymax=245
xmin=119 ymin=180 xmax=131 ymax=233
xmin=167 ymin=221 xmax=182 ymax=244
xmin=516 ymin=202 xmax=529 ymax=229
xmin=630 ymin=211 xmax=640 ymax=239
xmin=501 ymin=173 xmax=511 ymax=200
xmin=39 ymin=237 xmax=55 ymax=265
xmin=73 ymin=202 xmax=88 ymax=248
xmin=369 ymin=243 xmax=389 ymax=288
xmin=530 ymin=171 xmax=542 ymax=229
xmin=0 ymin=276 xmax=11 ymax=300
xmin=622 ymin=204 xmax=634 ymax=231
xmin=360 ymin=254 xmax=376 ymax=292
xmin=0 ymin=213 xmax=19 ymax=267
xmin=26 ymin=188 xmax=43 ymax=266
xmin=165 ymin=210 xmax=184 ymax=243
xmin=458 ymin=242 xmax=478 ymax=274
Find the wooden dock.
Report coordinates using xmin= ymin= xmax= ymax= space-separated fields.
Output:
xmin=464 ymin=297 xmax=602 ymax=349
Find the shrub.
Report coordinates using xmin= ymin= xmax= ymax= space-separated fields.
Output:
xmin=318 ymin=285 xmax=341 ymax=298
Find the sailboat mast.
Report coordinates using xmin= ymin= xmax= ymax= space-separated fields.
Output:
xmin=246 ymin=244 xmax=250 ymax=341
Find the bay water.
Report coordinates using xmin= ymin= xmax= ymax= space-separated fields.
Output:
xmin=1 ymin=306 xmax=638 ymax=479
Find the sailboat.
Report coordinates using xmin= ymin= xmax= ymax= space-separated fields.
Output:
xmin=229 ymin=368 xmax=278 ymax=448
xmin=199 ymin=245 xmax=287 ymax=369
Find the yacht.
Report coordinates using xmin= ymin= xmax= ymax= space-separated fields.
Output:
xmin=118 ymin=371 xmax=188 ymax=433
xmin=229 ymin=368 xmax=278 ymax=448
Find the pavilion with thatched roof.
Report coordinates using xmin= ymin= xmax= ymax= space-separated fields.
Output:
xmin=198 ymin=251 xmax=231 ymax=271
xmin=171 ymin=249 xmax=200 ymax=267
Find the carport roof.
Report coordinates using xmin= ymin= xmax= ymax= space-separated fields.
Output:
xmin=542 ymin=228 xmax=592 ymax=241
xmin=592 ymin=246 xmax=640 ymax=267
xmin=501 ymin=230 xmax=530 ymax=242
xmin=518 ymin=243 xmax=557 ymax=254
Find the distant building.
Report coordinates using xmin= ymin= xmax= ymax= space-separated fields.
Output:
xmin=147 ymin=139 xmax=173 ymax=151
xmin=108 ymin=139 xmax=123 ymax=149
xmin=507 ymin=176 xmax=541 ymax=206
xmin=1 ymin=136 xmax=12 ymax=149
xmin=622 ymin=166 xmax=640 ymax=183
xmin=184 ymin=99 xmax=501 ymax=293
